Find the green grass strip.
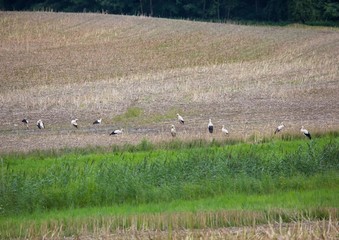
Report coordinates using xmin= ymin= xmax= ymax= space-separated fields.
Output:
xmin=1 ymin=187 xmax=337 ymax=239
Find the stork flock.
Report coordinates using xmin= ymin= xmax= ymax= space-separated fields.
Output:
xmin=274 ymin=122 xmax=311 ymax=139
xmin=21 ymin=117 xmax=123 ymax=136
xmin=171 ymin=114 xmax=311 ymax=140
xmin=21 ymin=115 xmax=312 ymax=140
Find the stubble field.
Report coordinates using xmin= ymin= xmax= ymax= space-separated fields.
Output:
xmin=0 ymin=11 xmax=338 ymax=153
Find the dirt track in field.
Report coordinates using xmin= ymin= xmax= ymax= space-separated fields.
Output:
xmin=0 ymin=12 xmax=338 ymax=153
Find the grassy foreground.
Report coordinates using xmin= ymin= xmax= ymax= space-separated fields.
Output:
xmin=1 ymin=189 xmax=338 ymax=239
xmin=0 ymin=133 xmax=339 ymax=238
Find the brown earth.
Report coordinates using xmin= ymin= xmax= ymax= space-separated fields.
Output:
xmin=0 ymin=11 xmax=338 ymax=153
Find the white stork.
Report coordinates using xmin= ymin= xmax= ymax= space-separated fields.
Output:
xmin=274 ymin=122 xmax=285 ymax=134
xmin=177 ymin=113 xmax=184 ymax=124
xmin=36 ymin=119 xmax=44 ymax=129
xmin=93 ymin=118 xmax=102 ymax=125
xmin=110 ymin=128 xmax=123 ymax=135
xmin=222 ymin=125 xmax=229 ymax=135
xmin=300 ymin=126 xmax=311 ymax=139
xmin=208 ymin=119 xmax=213 ymax=133
xmin=71 ymin=119 xmax=78 ymax=128
xmin=22 ymin=118 xmax=29 ymax=128
xmin=171 ymin=125 xmax=176 ymax=137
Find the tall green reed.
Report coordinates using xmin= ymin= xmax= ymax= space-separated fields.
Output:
xmin=1 ymin=136 xmax=338 ymax=216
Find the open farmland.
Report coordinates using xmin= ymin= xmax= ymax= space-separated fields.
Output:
xmin=0 ymin=11 xmax=338 ymax=152
xmin=0 ymin=11 xmax=339 ymax=239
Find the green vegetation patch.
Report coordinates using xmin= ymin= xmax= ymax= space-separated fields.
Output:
xmin=0 ymin=188 xmax=338 ymax=239
xmin=0 ymin=134 xmax=338 ymax=238
xmin=142 ymin=107 xmax=181 ymax=124
xmin=1 ymin=134 xmax=338 ymax=217
xmin=113 ymin=106 xmax=143 ymax=123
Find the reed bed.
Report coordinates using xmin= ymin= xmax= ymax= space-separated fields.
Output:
xmin=0 ymin=133 xmax=338 ymax=239
xmin=1 ymin=134 xmax=338 ymax=216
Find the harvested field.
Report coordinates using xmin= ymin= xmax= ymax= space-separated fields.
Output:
xmin=0 ymin=11 xmax=338 ymax=152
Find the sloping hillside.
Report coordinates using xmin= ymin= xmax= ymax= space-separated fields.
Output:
xmin=0 ymin=11 xmax=338 ymax=152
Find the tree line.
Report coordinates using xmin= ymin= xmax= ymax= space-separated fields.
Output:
xmin=1 ymin=0 xmax=339 ymax=24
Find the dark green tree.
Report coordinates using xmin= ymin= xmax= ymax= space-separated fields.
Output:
xmin=288 ymin=0 xmax=318 ymax=22
xmin=264 ymin=0 xmax=288 ymax=21
xmin=223 ymin=0 xmax=241 ymax=20
xmin=1 ymin=0 xmax=337 ymax=24
xmin=323 ymin=1 xmax=339 ymax=20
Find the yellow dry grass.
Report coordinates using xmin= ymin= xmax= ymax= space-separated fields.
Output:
xmin=0 ymin=11 xmax=338 ymax=152
xmin=72 ymin=220 xmax=339 ymax=240
xmin=17 ymin=217 xmax=339 ymax=240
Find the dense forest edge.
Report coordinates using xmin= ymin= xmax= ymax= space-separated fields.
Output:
xmin=1 ymin=0 xmax=339 ymax=26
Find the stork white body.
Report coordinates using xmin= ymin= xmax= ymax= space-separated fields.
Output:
xmin=274 ymin=122 xmax=285 ymax=134
xmin=208 ymin=119 xmax=213 ymax=133
xmin=36 ymin=119 xmax=44 ymax=129
xmin=177 ymin=113 xmax=184 ymax=124
xmin=300 ymin=126 xmax=311 ymax=139
xmin=171 ymin=125 xmax=176 ymax=137
xmin=110 ymin=128 xmax=123 ymax=135
xmin=93 ymin=118 xmax=102 ymax=125
xmin=222 ymin=125 xmax=229 ymax=135
xmin=71 ymin=119 xmax=78 ymax=128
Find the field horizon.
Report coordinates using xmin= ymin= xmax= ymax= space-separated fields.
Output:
xmin=0 ymin=11 xmax=338 ymax=153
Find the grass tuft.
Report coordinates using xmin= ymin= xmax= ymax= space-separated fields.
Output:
xmin=113 ymin=107 xmax=144 ymax=123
